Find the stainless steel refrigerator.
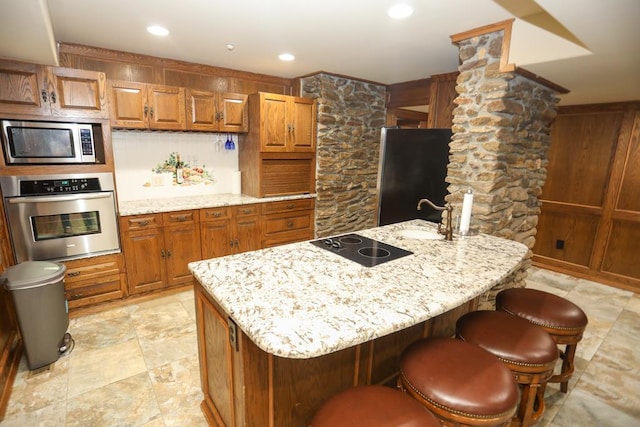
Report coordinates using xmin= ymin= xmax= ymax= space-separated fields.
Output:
xmin=376 ymin=127 xmax=452 ymax=226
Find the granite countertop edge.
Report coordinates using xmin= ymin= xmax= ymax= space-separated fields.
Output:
xmin=118 ymin=193 xmax=317 ymax=216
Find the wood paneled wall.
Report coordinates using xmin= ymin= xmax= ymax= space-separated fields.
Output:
xmin=58 ymin=43 xmax=293 ymax=96
xmin=533 ymin=102 xmax=640 ymax=293
xmin=385 ymin=72 xmax=458 ymax=129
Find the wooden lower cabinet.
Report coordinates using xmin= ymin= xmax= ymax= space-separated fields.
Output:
xmin=262 ymin=198 xmax=315 ymax=247
xmin=120 ymin=210 xmax=201 ymax=295
xmin=117 ymin=199 xmax=313 ymax=297
xmin=200 ymin=205 xmax=261 ymax=259
xmin=63 ymin=253 xmax=126 ymax=309
xmin=194 ymin=280 xmax=477 ymax=427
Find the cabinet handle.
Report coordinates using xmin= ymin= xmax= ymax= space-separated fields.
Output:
xmin=211 ymin=212 xmax=222 ymax=218
xmin=161 ymin=250 xmax=166 ymax=258
xmin=166 ymin=250 xmax=172 ymax=257
xmin=235 ymin=239 xmax=239 ymax=247
xmin=229 ymin=240 xmax=235 ymax=247
xmin=67 ymin=271 xmax=81 ymax=277
xmin=150 ymin=107 xmax=154 ymax=117
xmin=286 ymin=203 xmax=295 ymax=209
xmin=138 ymin=220 xmax=150 ymax=226
xmin=50 ymin=91 xmax=56 ymax=104
xmin=287 ymin=221 xmax=295 ymax=228
xmin=70 ymin=294 xmax=83 ymax=300
xmin=144 ymin=105 xmax=148 ymax=117
xmin=290 ymin=124 xmax=295 ymax=132
xmin=175 ymin=215 xmax=187 ymax=221
xmin=242 ymin=208 xmax=252 ymax=214
xmin=41 ymin=89 xmax=48 ymax=103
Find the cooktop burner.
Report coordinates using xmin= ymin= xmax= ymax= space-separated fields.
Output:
xmin=310 ymin=233 xmax=413 ymax=267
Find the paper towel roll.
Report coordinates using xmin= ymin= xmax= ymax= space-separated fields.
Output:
xmin=231 ymin=170 xmax=242 ymax=194
xmin=459 ymin=190 xmax=473 ymax=235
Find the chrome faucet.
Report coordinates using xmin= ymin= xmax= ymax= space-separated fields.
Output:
xmin=417 ymin=198 xmax=453 ymax=241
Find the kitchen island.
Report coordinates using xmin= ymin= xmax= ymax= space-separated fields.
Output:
xmin=189 ymin=219 xmax=528 ymax=427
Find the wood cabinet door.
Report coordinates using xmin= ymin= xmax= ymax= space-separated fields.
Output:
xmin=0 ymin=60 xmax=48 ymax=115
xmin=186 ymin=88 xmax=217 ymax=131
xmin=122 ymin=227 xmax=166 ymax=294
xmin=260 ymin=93 xmax=288 ymax=151
xmin=201 ymin=219 xmax=233 ymax=259
xmin=108 ymin=80 xmax=149 ymax=128
xmin=234 ymin=216 xmax=261 ymax=254
xmin=290 ymin=97 xmax=316 ymax=152
xmin=148 ymin=84 xmax=186 ymax=130
xmin=165 ymin=220 xmax=202 ymax=287
xmin=219 ymin=92 xmax=248 ymax=133
xmin=48 ymin=67 xmax=109 ymax=118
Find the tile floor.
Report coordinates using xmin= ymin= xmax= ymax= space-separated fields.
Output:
xmin=2 ymin=266 xmax=639 ymax=426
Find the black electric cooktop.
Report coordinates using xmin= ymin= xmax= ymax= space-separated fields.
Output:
xmin=310 ymin=233 xmax=413 ymax=267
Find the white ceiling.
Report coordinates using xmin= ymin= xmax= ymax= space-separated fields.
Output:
xmin=1 ymin=0 xmax=639 ymax=106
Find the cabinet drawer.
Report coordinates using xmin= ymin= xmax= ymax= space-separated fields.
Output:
xmin=263 ymin=211 xmax=313 ymax=235
xmin=200 ymin=207 xmax=230 ymax=221
xmin=120 ymin=214 xmax=162 ymax=231
xmin=63 ymin=254 xmax=123 ymax=283
xmin=164 ymin=210 xmax=198 ymax=224
xmin=263 ymin=199 xmax=314 ymax=214
xmin=262 ymin=230 xmax=314 ymax=248
xmin=233 ymin=204 xmax=261 ymax=218
xmin=66 ymin=273 xmax=125 ymax=309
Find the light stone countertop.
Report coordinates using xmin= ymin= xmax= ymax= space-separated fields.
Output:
xmin=188 ymin=219 xmax=528 ymax=359
xmin=117 ymin=192 xmax=316 ymax=216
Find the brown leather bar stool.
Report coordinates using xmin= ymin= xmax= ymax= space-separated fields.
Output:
xmin=399 ymin=337 xmax=519 ymax=427
xmin=311 ymin=385 xmax=441 ymax=427
xmin=456 ymin=310 xmax=558 ymax=427
xmin=496 ymin=287 xmax=588 ymax=393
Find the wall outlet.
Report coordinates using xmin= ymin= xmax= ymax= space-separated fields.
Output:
xmin=556 ymin=239 xmax=565 ymax=250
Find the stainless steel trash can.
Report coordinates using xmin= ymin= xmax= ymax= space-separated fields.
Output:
xmin=1 ymin=261 xmax=70 ymax=370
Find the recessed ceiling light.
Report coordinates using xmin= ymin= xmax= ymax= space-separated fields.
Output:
xmin=387 ymin=3 xmax=414 ymax=19
xmin=147 ymin=25 xmax=169 ymax=36
xmin=278 ymin=53 xmax=295 ymax=61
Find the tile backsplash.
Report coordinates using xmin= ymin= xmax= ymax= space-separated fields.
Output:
xmin=112 ymin=130 xmax=239 ymax=201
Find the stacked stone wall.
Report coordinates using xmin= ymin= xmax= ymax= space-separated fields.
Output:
xmin=300 ymin=74 xmax=387 ymax=237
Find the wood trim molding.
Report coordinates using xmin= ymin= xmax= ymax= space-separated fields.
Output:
xmin=450 ymin=19 xmax=569 ymax=94
xmin=450 ymin=19 xmax=516 ymax=73
xmin=295 ymin=70 xmax=385 ymax=87
xmin=514 ymin=67 xmax=569 ymax=94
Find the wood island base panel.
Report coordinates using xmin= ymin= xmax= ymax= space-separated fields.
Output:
xmin=189 ymin=219 xmax=528 ymax=426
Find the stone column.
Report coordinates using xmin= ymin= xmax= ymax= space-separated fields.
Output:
xmin=300 ymin=74 xmax=387 ymax=237
xmin=449 ymin=21 xmax=561 ymax=308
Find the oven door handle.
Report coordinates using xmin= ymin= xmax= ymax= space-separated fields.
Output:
xmin=8 ymin=192 xmax=113 ymax=204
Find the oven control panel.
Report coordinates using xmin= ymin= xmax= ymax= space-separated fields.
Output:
xmin=19 ymin=177 xmax=103 ymax=195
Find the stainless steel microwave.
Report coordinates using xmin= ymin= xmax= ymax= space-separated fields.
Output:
xmin=1 ymin=119 xmax=97 ymax=164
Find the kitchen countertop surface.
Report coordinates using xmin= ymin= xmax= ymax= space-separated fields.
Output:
xmin=118 ymin=192 xmax=316 ymax=216
xmin=188 ymin=219 xmax=528 ymax=359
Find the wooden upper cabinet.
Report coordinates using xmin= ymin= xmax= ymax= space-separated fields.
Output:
xmin=0 ymin=60 xmax=108 ymax=118
xmin=186 ymin=89 xmax=248 ymax=132
xmin=108 ymin=80 xmax=186 ymax=130
xmin=250 ymin=92 xmax=316 ymax=152
xmin=290 ymin=96 xmax=315 ymax=150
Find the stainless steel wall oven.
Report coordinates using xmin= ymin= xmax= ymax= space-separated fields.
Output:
xmin=0 ymin=173 xmax=120 ymax=263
